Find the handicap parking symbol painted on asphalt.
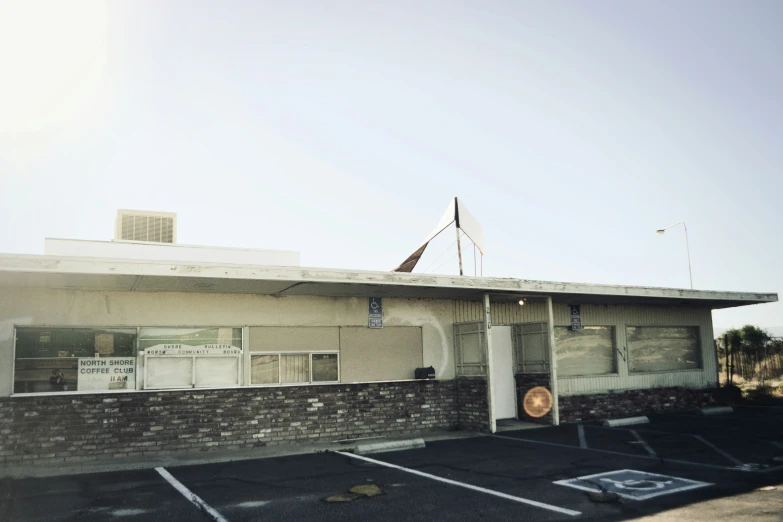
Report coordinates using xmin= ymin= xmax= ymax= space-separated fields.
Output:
xmin=553 ymin=469 xmax=712 ymax=501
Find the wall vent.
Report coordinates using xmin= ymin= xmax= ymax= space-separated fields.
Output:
xmin=114 ymin=210 xmax=177 ymax=243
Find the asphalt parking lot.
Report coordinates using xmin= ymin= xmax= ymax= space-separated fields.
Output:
xmin=2 ymin=406 xmax=782 ymax=521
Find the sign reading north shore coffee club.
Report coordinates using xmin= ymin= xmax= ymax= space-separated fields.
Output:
xmin=144 ymin=344 xmax=242 ymax=355
xmin=78 ymin=357 xmax=136 ymax=391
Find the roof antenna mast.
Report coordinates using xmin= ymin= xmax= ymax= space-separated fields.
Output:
xmin=454 ymin=197 xmax=463 ymax=276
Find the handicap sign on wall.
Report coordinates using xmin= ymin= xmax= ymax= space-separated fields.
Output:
xmin=554 ymin=469 xmax=711 ymax=500
xmin=570 ymin=304 xmax=582 ymax=331
xmin=369 ymin=297 xmax=383 ymax=328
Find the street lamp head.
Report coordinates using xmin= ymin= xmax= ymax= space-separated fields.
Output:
xmin=655 ymin=229 xmax=666 ymax=235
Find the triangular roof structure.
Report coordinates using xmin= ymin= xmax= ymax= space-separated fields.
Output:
xmin=393 ymin=197 xmax=484 ymax=273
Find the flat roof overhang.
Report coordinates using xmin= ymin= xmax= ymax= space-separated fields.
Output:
xmin=0 ymin=254 xmax=777 ymax=310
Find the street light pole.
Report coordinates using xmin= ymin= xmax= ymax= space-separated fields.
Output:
xmin=655 ymin=221 xmax=693 ymax=289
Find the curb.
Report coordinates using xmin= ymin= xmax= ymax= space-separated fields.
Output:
xmin=355 ymin=438 xmax=426 ymax=455
xmin=602 ymin=416 xmax=649 ymax=427
xmin=700 ymin=406 xmax=734 ymax=415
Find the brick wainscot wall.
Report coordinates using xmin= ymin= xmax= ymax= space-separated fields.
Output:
xmin=559 ymin=386 xmax=721 ymax=423
xmin=455 ymin=377 xmax=489 ymax=432
xmin=0 ymin=380 xmax=461 ymax=466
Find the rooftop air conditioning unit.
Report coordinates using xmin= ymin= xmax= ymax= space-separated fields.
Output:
xmin=114 ymin=210 xmax=177 ymax=243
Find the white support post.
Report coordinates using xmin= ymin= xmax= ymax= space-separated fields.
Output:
xmin=484 ymin=293 xmax=496 ymax=433
xmin=546 ymin=296 xmax=560 ymax=426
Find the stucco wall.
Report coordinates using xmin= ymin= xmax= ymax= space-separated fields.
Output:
xmin=339 ymin=326 xmax=423 ymax=382
xmin=0 ymin=288 xmax=457 ymax=397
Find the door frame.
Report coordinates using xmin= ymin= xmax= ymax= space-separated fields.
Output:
xmin=491 ymin=324 xmax=518 ymax=420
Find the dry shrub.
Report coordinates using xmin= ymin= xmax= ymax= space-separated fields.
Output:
xmin=717 ymin=383 xmax=743 ymax=403
xmin=744 ymin=383 xmax=780 ymax=402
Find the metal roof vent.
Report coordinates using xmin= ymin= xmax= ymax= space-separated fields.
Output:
xmin=114 ymin=210 xmax=177 ymax=243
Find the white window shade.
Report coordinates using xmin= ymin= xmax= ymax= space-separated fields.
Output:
xmin=195 ymin=357 xmax=239 ymax=387
xmin=281 ymin=354 xmax=310 ymax=383
xmin=146 ymin=357 xmax=193 ymax=388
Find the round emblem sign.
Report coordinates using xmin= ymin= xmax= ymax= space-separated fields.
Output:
xmin=523 ymin=386 xmax=553 ymax=418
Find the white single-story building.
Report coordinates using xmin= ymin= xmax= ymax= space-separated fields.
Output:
xmin=0 ymin=211 xmax=777 ymax=466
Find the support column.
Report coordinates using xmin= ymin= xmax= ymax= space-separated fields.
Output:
xmin=546 ymin=296 xmax=560 ymax=426
xmin=484 ymin=293 xmax=496 ymax=433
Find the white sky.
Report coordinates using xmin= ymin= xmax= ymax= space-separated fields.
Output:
xmin=0 ymin=1 xmax=781 ymax=331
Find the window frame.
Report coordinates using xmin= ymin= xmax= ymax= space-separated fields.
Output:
xmin=11 ymin=325 xmax=246 ymax=395
xmin=139 ymin=326 xmax=245 ymax=390
xmin=512 ymin=322 xmax=550 ymax=374
xmin=249 ymin=351 xmax=340 ymax=386
xmin=454 ymin=321 xmax=487 ymax=377
xmin=554 ymin=325 xmax=619 ymax=378
xmin=12 ymin=325 xmax=141 ymax=395
xmin=625 ymin=325 xmax=703 ymax=374
xmin=144 ymin=353 xmax=243 ymax=389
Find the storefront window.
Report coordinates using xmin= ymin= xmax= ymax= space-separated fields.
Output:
xmin=139 ymin=327 xmax=243 ymax=389
xmin=250 ymin=352 xmax=339 ymax=385
xmin=555 ymin=326 xmax=616 ymax=377
xmin=14 ymin=327 xmax=138 ymax=393
xmin=250 ymin=355 xmax=279 ymax=384
xmin=312 ymin=353 xmax=339 ymax=382
xmin=627 ymin=326 xmax=701 ymax=373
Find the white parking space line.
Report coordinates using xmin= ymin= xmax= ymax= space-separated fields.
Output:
xmin=769 ymin=441 xmax=783 ymax=449
xmin=577 ymin=424 xmax=588 ymax=449
xmin=631 ymin=430 xmax=658 ymax=457
xmin=692 ymin=435 xmax=744 ymax=467
xmin=156 ymin=467 xmax=229 ymax=522
xmin=491 ymin=435 xmax=746 ymax=472
xmin=335 ymin=451 xmax=581 ymax=517
xmin=593 ymin=423 xmax=758 ymax=443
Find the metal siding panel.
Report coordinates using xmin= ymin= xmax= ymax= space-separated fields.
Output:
xmin=493 ymin=302 xmax=527 ymax=325
xmin=558 ymin=304 xmax=715 ymax=395
xmin=452 ymin=301 xmax=714 ymax=395
xmin=519 ymin=302 xmax=549 ymax=324
xmin=455 ymin=300 xmax=483 ymax=323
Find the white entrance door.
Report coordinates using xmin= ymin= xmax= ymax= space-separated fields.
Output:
xmin=491 ymin=326 xmax=517 ymax=420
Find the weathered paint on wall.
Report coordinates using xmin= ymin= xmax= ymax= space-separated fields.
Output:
xmin=0 ymin=288 xmax=718 ymax=399
xmin=0 ymin=288 xmax=457 ymax=397
xmin=249 ymin=327 xmax=340 ymax=352
xmin=339 ymin=326 xmax=423 ymax=382
xmin=455 ymin=300 xmax=717 ymax=395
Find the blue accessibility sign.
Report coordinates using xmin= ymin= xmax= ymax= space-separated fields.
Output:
xmin=368 ymin=297 xmax=382 ymax=328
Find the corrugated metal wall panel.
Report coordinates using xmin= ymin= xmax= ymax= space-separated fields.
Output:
xmin=492 ymin=302 xmax=549 ymax=324
xmin=556 ymin=304 xmax=715 ymax=395
xmin=457 ymin=300 xmax=552 ymax=325
xmin=455 ymin=300 xmax=716 ymax=395
xmin=454 ymin=301 xmax=483 ymax=323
